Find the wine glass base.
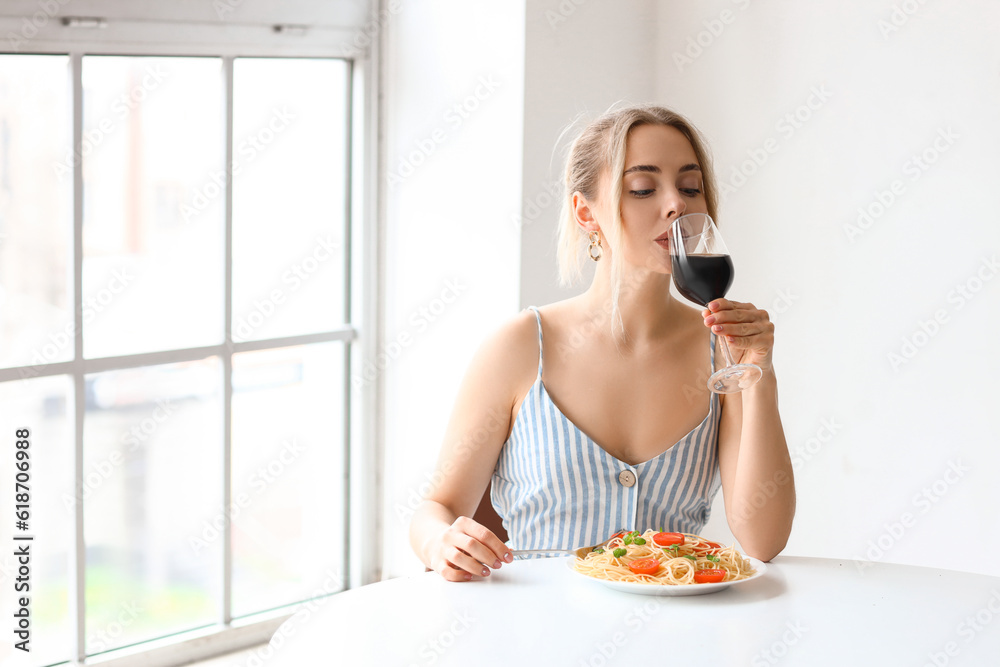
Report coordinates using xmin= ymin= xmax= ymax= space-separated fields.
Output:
xmin=707 ymin=364 xmax=762 ymax=394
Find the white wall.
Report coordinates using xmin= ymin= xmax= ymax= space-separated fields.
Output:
xmin=381 ymin=1 xmax=525 ymax=577
xmin=519 ymin=0 xmax=658 ymax=308
xmin=654 ymin=0 xmax=1000 ymax=576
xmin=384 ymin=0 xmax=1000 ymax=578
xmin=381 ymin=0 xmax=664 ymax=578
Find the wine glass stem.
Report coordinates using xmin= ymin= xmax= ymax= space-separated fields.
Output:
xmin=718 ymin=334 xmax=737 ymax=367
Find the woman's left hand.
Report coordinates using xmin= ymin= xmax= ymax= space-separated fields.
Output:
xmin=702 ymin=299 xmax=775 ymax=372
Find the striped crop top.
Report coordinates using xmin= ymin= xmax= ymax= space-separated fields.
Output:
xmin=490 ymin=306 xmax=723 ymax=551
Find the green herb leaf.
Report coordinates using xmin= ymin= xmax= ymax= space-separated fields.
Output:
xmin=613 ymin=547 xmax=627 ymax=558
xmin=593 ymin=547 xmax=604 ymax=554
xmin=633 ymin=537 xmax=647 ymax=545
xmin=707 ymin=554 xmax=720 ymax=562
xmin=683 ymin=554 xmax=697 ymax=561
xmin=623 ymin=536 xmax=633 ymax=545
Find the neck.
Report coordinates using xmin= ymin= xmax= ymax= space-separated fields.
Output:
xmin=583 ymin=257 xmax=687 ymax=343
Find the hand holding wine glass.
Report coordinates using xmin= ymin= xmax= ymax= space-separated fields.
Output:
xmin=669 ymin=213 xmax=769 ymax=394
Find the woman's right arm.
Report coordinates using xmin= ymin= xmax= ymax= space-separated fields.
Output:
xmin=409 ymin=311 xmax=538 ymax=581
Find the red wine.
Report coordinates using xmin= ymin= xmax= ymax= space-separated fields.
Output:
xmin=671 ymin=254 xmax=734 ymax=306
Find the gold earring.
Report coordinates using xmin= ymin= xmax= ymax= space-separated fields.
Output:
xmin=588 ymin=231 xmax=602 ymax=261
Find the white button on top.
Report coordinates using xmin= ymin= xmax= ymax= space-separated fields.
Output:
xmin=618 ymin=470 xmax=636 ymax=487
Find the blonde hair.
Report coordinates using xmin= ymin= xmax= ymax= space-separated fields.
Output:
xmin=556 ymin=104 xmax=718 ymax=336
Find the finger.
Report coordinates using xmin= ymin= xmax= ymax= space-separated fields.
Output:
xmin=448 ymin=531 xmax=505 ymax=572
xmin=721 ymin=325 xmax=775 ymax=348
xmin=707 ymin=299 xmax=759 ymax=313
xmin=446 ymin=546 xmax=494 ymax=578
xmin=706 ymin=310 xmax=748 ymax=325
xmin=706 ymin=298 xmax=732 ymax=312
xmin=708 ymin=309 xmax=766 ymax=328
xmin=711 ymin=320 xmax=773 ymax=338
xmin=724 ymin=330 xmax=774 ymax=350
xmin=706 ymin=308 xmax=768 ymax=326
xmin=455 ymin=517 xmax=513 ymax=565
xmin=706 ymin=301 xmax=769 ymax=324
xmin=436 ymin=560 xmax=473 ymax=582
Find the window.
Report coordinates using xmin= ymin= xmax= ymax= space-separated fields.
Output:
xmin=0 ymin=7 xmax=373 ymax=660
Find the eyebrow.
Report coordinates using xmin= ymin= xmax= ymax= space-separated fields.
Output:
xmin=623 ymin=162 xmax=701 ymax=175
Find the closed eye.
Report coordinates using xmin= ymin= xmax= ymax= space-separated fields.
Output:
xmin=629 ymin=189 xmax=654 ymax=197
xmin=681 ymin=188 xmax=702 ymax=196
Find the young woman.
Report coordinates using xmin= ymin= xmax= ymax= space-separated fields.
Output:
xmin=409 ymin=104 xmax=795 ymax=581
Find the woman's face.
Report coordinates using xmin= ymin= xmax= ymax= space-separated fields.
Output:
xmin=608 ymin=123 xmax=708 ymax=274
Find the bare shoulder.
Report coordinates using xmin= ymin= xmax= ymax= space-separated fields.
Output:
xmin=531 ymin=295 xmax=597 ymax=336
xmin=428 ymin=309 xmax=542 ymax=514
xmin=478 ymin=308 xmax=539 ymax=366
xmin=675 ymin=298 xmax=707 ymax=325
xmin=657 ymin=297 xmax=707 ymax=342
xmin=462 ymin=308 xmax=540 ymax=406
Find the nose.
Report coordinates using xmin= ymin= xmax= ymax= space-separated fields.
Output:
xmin=661 ymin=188 xmax=687 ymax=220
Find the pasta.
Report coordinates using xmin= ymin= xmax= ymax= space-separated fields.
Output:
xmin=573 ymin=529 xmax=756 ymax=585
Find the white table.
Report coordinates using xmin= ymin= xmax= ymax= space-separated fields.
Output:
xmin=264 ymin=556 xmax=1000 ymax=666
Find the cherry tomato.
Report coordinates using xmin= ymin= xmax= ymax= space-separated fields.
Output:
xmin=694 ymin=569 xmax=726 ymax=584
xmin=628 ymin=558 xmax=661 ymax=576
xmin=652 ymin=532 xmax=685 ymax=547
xmin=692 ymin=541 xmax=722 ymax=554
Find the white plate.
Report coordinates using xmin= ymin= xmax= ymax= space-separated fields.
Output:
xmin=566 ymin=556 xmax=767 ymax=596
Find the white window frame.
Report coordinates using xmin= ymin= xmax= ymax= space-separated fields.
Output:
xmin=0 ymin=7 xmax=384 ymax=666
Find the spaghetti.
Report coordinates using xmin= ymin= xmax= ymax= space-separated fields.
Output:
xmin=573 ymin=530 xmax=756 ymax=585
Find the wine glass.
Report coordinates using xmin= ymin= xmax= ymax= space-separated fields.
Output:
xmin=669 ymin=212 xmax=761 ymax=394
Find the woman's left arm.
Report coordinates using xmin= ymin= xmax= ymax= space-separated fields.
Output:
xmin=704 ymin=298 xmax=795 ymax=561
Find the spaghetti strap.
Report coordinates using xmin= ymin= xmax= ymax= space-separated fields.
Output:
xmin=493 ymin=305 xmax=724 ymax=551
xmin=709 ymin=331 xmax=716 ymax=370
xmin=527 ymin=306 xmax=543 ymax=379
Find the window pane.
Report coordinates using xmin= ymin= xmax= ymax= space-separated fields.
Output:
xmin=0 ymin=376 xmax=73 ymax=666
xmin=231 ymin=343 xmax=345 ymax=617
xmin=0 ymin=55 xmax=73 ymax=369
xmin=82 ymin=57 xmax=224 ymax=359
xmin=84 ymin=359 xmax=222 ymax=655
xmin=231 ymin=58 xmax=348 ymax=343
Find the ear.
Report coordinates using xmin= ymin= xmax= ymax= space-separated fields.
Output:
xmin=572 ymin=191 xmax=601 ymax=234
